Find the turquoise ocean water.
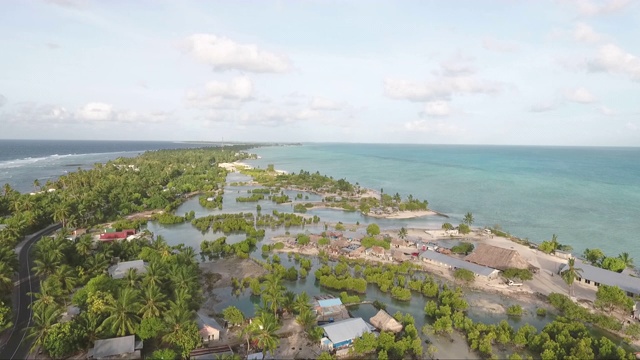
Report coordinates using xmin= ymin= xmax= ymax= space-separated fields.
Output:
xmin=247 ymin=144 xmax=640 ymax=262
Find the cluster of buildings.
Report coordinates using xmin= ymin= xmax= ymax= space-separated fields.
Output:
xmin=315 ymin=296 xmax=403 ymax=355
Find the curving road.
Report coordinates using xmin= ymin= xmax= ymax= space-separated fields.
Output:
xmin=0 ymin=223 xmax=61 ymax=360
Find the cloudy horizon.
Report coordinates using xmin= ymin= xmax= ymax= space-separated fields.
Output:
xmin=1 ymin=0 xmax=639 ymax=146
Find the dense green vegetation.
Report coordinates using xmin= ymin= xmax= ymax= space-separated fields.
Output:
xmin=29 ymin=233 xmax=203 ymax=358
xmin=423 ymin=285 xmax=635 ymax=359
xmin=0 ymin=146 xmax=252 ymax=335
xmin=584 ymin=248 xmax=634 ymax=272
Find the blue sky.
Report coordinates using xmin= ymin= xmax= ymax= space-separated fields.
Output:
xmin=1 ymin=0 xmax=639 ymax=145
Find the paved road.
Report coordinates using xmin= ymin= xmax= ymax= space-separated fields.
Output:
xmin=0 ymin=223 xmax=61 ymax=360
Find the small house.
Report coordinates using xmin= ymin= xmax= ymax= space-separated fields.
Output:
xmin=197 ymin=312 xmax=223 ymax=343
xmin=419 ymin=251 xmax=499 ymax=280
xmin=320 ymin=318 xmax=372 ymax=350
xmin=88 ymin=335 xmax=143 ymax=359
xmin=391 ymin=238 xmax=405 ymax=248
xmin=371 ymin=246 xmax=386 ymax=258
xmin=370 ymin=309 xmax=403 ymax=333
xmin=108 ymin=260 xmax=147 ymax=279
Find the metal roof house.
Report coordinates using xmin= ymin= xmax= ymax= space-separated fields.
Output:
xmin=419 ymin=251 xmax=499 ymax=279
xmin=108 ymin=260 xmax=147 ymax=279
xmin=88 ymin=335 xmax=142 ymax=359
xmin=197 ymin=312 xmax=223 ymax=343
xmin=558 ymin=260 xmax=640 ymax=297
xmin=320 ymin=318 xmax=372 ymax=350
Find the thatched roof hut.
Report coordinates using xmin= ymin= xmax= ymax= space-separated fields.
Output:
xmin=370 ymin=310 xmax=403 ymax=333
xmin=464 ymin=243 xmax=531 ymax=270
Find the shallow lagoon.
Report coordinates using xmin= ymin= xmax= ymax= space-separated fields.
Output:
xmin=144 ymin=173 xmax=632 ymax=355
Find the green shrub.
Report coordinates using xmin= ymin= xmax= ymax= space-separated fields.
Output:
xmin=536 ymin=308 xmax=547 ymax=317
xmin=507 ymin=305 xmax=523 ymax=316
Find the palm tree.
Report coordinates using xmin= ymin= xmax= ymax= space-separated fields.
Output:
xmin=262 ymin=274 xmax=285 ymax=317
xmin=124 ymin=268 xmax=140 ymax=288
xmin=75 ymin=235 xmax=93 ymax=257
xmin=463 ymin=212 xmax=474 ymax=226
xmin=51 ymin=264 xmax=78 ymax=295
xmin=282 ymin=291 xmax=296 ymax=315
xmin=85 ymin=253 xmax=110 ymax=277
xmin=100 ymin=288 xmax=142 ymax=336
xmin=619 ymin=252 xmax=634 ymax=269
xmin=240 ymin=322 xmax=257 ymax=354
xmin=33 ymin=179 xmax=40 ymax=192
xmin=140 ymin=285 xmax=167 ymax=319
xmin=296 ymin=308 xmax=316 ymax=330
xmin=53 ymin=203 xmax=71 ymax=228
xmin=398 ymin=227 xmax=408 ymax=240
xmin=0 ymin=262 xmax=14 ymax=295
xmin=27 ymin=302 xmax=63 ymax=354
xmin=561 ymin=258 xmax=583 ymax=297
xmin=293 ymin=291 xmax=311 ymax=315
xmin=142 ymin=261 xmax=165 ymax=288
xmin=252 ymin=312 xmax=281 ymax=359
xmin=0 ymin=246 xmax=19 ymax=271
xmin=32 ymin=251 xmax=60 ymax=278
xmin=30 ymin=279 xmax=64 ymax=310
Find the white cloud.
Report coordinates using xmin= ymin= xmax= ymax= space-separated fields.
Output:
xmin=598 ymin=105 xmax=616 ymax=115
xmin=384 ymin=76 xmax=501 ymax=102
xmin=186 ymin=77 xmax=254 ymax=108
xmin=565 ymin=87 xmax=597 ymax=103
xmin=561 ymin=0 xmax=633 ymax=16
xmin=404 ymin=119 xmax=462 ymax=135
xmin=75 ymin=102 xmax=113 ymax=121
xmin=1 ymin=101 xmax=168 ymax=125
xmin=203 ymin=107 xmax=320 ymax=127
xmin=0 ymin=94 xmax=6 ymax=107
xmin=587 ymin=44 xmax=640 ymax=81
xmin=439 ymin=53 xmax=476 ymax=76
xmin=529 ymin=100 xmax=563 ymax=112
xmin=309 ymin=96 xmax=344 ymax=111
xmin=183 ymin=34 xmax=292 ymax=73
xmin=573 ymin=22 xmax=605 ymax=43
xmin=44 ymin=0 xmax=86 ymax=9
xmin=482 ymin=38 xmax=520 ymax=53
xmin=626 ymin=122 xmax=638 ymax=131
xmin=423 ymin=101 xmax=452 ymax=117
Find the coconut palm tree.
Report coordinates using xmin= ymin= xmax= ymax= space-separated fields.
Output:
xmin=398 ymin=227 xmax=408 ymax=240
xmin=27 ymin=302 xmax=63 ymax=354
xmin=51 ymin=264 xmax=78 ymax=295
xmin=293 ymin=291 xmax=311 ymax=315
xmin=252 ymin=312 xmax=281 ymax=359
xmin=463 ymin=212 xmax=474 ymax=226
xmin=619 ymin=252 xmax=634 ymax=269
xmin=85 ymin=253 xmax=110 ymax=277
xmin=74 ymin=235 xmax=93 ymax=257
xmin=100 ymin=288 xmax=142 ymax=336
xmin=0 ymin=262 xmax=14 ymax=295
xmin=124 ymin=268 xmax=140 ymax=288
xmin=52 ymin=203 xmax=71 ymax=229
xmin=30 ymin=279 xmax=64 ymax=310
xmin=296 ymin=308 xmax=316 ymax=330
xmin=32 ymin=251 xmax=60 ymax=278
xmin=240 ymin=321 xmax=257 ymax=355
xmin=140 ymin=284 xmax=167 ymax=319
xmin=262 ymin=274 xmax=285 ymax=317
xmin=561 ymin=258 xmax=583 ymax=297
xmin=282 ymin=291 xmax=296 ymax=315
xmin=142 ymin=261 xmax=165 ymax=288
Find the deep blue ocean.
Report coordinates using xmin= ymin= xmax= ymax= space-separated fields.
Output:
xmin=1 ymin=140 xmax=638 ymax=262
